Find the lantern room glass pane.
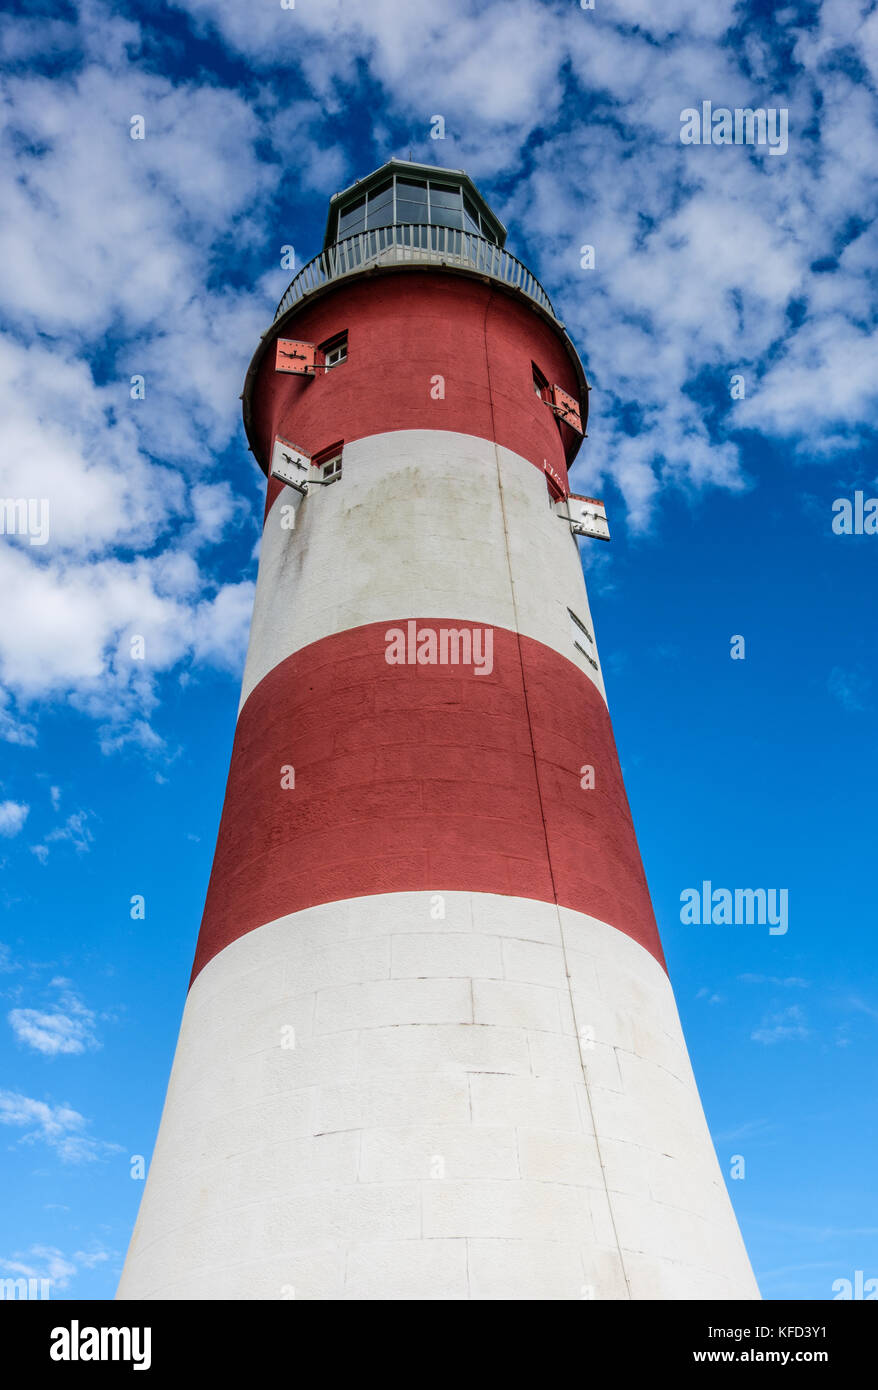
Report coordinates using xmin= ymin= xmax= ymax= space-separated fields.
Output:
xmin=428 ymin=181 xmax=463 ymax=229
xmin=338 ymin=195 xmax=366 ymax=237
xmin=366 ymin=179 xmax=394 ymax=229
xmin=397 ymin=200 xmax=429 ymax=223
xmin=396 ymin=177 xmax=428 ymax=224
xmin=430 ymin=203 xmax=463 ymax=229
xmin=397 ymin=178 xmax=427 ymax=201
xmin=429 ymin=182 xmax=462 ymax=209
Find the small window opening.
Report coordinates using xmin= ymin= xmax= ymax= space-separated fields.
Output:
xmin=313 ymin=441 xmax=344 ymax=485
xmin=320 ymin=332 xmax=348 ymax=369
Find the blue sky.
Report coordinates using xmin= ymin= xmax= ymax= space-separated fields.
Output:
xmin=0 ymin=0 xmax=876 ymax=1299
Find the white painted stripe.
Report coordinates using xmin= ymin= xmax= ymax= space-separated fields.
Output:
xmin=117 ymin=892 xmax=759 ymax=1301
xmin=241 ymin=430 xmax=606 ymax=713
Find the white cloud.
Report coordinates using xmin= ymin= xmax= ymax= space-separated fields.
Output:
xmin=828 ymin=666 xmax=870 ymax=713
xmin=738 ymin=315 xmax=878 ymax=442
xmin=174 ymin=0 xmax=572 ymax=130
xmin=0 ymin=1242 xmax=113 ymax=1292
xmin=8 ymin=978 xmax=100 ymax=1056
xmin=9 ymin=1002 xmax=99 ymax=1059
xmin=0 ymin=691 xmax=37 ymax=747
xmin=0 ymin=10 xmax=272 ymax=748
xmin=0 ymin=1088 xmax=118 ymax=1162
xmin=751 ymin=1005 xmax=811 ymax=1044
xmin=30 ymin=811 xmax=96 ymax=866
xmin=0 ymin=943 xmax=19 ymax=973
xmin=44 ymin=811 xmax=94 ymax=854
xmin=190 ymin=581 xmax=257 ymax=673
xmin=0 ymin=541 xmax=255 ymax=733
xmin=0 ymin=58 xmax=272 ymax=342
xmin=739 ymin=974 xmax=809 ymax=987
xmin=8 ymin=1009 xmax=95 ymax=1055
xmin=0 ymin=801 xmax=29 ymax=837
xmin=0 ymin=1246 xmax=78 ymax=1291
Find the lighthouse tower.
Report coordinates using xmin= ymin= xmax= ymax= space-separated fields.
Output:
xmin=118 ymin=162 xmax=759 ymax=1301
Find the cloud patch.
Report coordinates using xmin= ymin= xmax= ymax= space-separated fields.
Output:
xmin=0 ymin=801 xmax=29 ymax=837
xmin=0 ymin=1089 xmax=119 ymax=1162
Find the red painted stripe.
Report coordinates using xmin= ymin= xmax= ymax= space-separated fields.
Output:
xmin=191 ymin=623 xmax=663 ymax=983
xmin=253 ymin=273 xmax=583 ymax=520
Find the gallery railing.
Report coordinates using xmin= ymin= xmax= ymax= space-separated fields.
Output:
xmin=274 ymin=223 xmax=556 ymax=321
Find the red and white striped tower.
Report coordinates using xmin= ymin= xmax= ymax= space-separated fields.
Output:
xmin=118 ymin=162 xmax=759 ymax=1301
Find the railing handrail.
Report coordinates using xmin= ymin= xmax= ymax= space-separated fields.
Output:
xmin=273 ymin=223 xmax=556 ymax=322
